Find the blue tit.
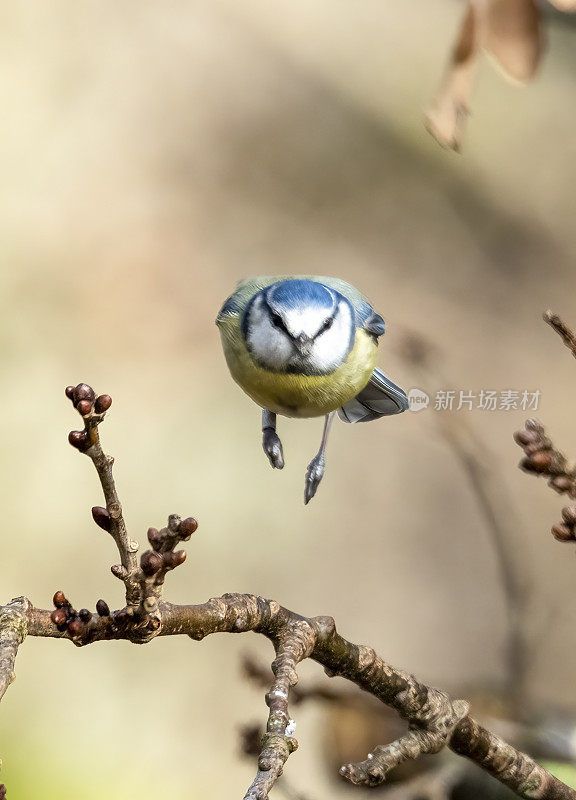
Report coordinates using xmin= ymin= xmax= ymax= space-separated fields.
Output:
xmin=216 ymin=276 xmax=408 ymax=503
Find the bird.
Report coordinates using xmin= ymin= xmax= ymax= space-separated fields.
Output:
xmin=216 ymin=276 xmax=408 ymax=503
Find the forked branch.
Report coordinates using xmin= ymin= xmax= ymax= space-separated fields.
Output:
xmin=0 ymin=383 xmax=573 ymax=800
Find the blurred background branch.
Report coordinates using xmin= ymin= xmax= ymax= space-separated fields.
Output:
xmin=396 ymin=332 xmax=531 ymax=718
xmin=1 ymin=382 xmax=575 ymax=799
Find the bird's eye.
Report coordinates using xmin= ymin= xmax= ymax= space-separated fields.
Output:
xmin=270 ymin=312 xmax=284 ymax=330
xmin=321 ymin=318 xmax=333 ymax=333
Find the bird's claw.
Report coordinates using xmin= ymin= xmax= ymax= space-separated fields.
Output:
xmin=263 ymin=429 xmax=285 ymax=469
xmin=304 ymin=455 xmax=325 ymax=504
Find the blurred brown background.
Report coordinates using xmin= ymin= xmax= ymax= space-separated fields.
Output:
xmin=1 ymin=1 xmax=575 ymax=797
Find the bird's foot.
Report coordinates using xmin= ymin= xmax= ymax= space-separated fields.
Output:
xmin=263 ymin=428 xmax=285 ymax=469
xmin=304 ymin=455 xmax=326 ymax=504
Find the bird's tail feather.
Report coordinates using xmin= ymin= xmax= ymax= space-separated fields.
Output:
xmin=338 ymin=368 xmax=409 ymax=423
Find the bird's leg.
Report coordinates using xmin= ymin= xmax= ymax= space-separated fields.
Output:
xmin=262 ymin=409 xmax=285 ymax=469
xmin=304 ymin=411 xmax=336 ymax=504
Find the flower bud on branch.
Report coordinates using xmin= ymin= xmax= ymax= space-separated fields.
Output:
xmin=514 ymin=419 xmax=576 ymax=495
xmin=516 ymin=313 xmax=576 ymax=549
xmin=65 ymin=383 xmax=140 ymax=607
xmin=0 ymin=381 xmax=573 ymax=799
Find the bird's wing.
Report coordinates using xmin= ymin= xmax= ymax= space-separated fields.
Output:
xmin=338 ymin=367 xmax=409 ymax=423
xmin=361 ymin=310 xmax=386 ymax=337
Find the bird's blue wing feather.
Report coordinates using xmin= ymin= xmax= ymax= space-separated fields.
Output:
xmin=338 ymin=367 xmax=408 ymax=423
xmin=362 ymin=310 xmax=386 ymax=337
xmin=348 ymin=298 xmax=385 ymax=338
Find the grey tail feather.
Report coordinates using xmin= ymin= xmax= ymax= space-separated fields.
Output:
xmin=338 ymin=368 xmax=409 ymax=423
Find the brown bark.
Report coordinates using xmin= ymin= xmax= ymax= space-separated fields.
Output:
xmin=0 ymin=383 xmax=573 ymax=800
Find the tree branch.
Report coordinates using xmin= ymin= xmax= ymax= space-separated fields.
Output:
xmin=0 ymin=597 xmax=28 ymax=799
xmin=15 ymin=594 xmax=576 ymax=800
xmin=243 ymin=619 xmax=313 ymax=800
xmin=0 ymin=382 xmax=573 ymax=800
xmin=0 ymin=598 xmax=28 ymax=703
xmin=544 ymin=310 xmax=576 ymax=359
xmin=66 ymin=384 xmax=140 ymax=606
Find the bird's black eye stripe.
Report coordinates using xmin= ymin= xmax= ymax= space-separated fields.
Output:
xmin=270 ymin=311 xmax=285 ymax=330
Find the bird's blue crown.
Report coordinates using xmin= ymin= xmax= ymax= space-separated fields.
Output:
xmin=265 ymin=279 xmax=336 ymax=314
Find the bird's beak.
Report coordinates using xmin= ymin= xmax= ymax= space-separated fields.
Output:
xmin=293 ymin=333 xmax=312 ymax=357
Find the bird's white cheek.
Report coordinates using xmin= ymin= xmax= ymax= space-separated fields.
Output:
xmin=247 ymin=322 xmax=293 ymax=369
xmin=308 ymin=312 xmax=353 ymax=372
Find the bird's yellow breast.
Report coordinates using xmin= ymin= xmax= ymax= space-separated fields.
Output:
xmin=218 ymin=317 xmax=378 ymax=418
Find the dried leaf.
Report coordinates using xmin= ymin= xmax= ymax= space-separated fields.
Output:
xmin=547 ymin=0 xmax=576 ymax=10
xmin=425 ymin=3 xmax=480 ymax=151
xmin=484 ymin=0 xmax=543 ymax=83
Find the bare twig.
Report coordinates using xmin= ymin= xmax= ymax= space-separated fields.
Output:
xmin=544 ymin=311 xmax=576 ymax=360
xmin=0 ymin=383 xmax=574 ymax=800
xmin=66 ymin=384 xmax=140 ymax=606
xmin=340 ymin=687 xmax=469 ymax=786
xmin=136 ymin=515 xmax=197 ymax=622
xmin=515 ymin=313 xmax=576 ymax=543
xmin=244 ymin=620 xmax=314 ymax=800
xmin=240 ymin=723 xmax=312 ymax=800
